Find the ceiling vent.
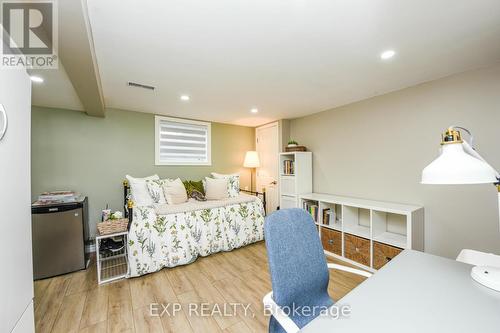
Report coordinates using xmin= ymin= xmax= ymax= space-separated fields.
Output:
xmin=127 ymin=81 xmax=155 ymax=91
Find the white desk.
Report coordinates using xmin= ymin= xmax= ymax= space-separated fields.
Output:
xmin=301 ymin=250 xmax=500 ymax=333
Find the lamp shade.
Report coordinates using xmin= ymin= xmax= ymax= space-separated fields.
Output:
xmin=244 ymin=151 xmax=260 ymax=168
xmin=421 ymin=143 xmax=497 ymax=184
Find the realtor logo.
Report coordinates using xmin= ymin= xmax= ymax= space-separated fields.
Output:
xmin=1 ymin=0 xmax=58 ymax=68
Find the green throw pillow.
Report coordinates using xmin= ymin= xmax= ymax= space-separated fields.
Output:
xmin=182 ymin=180 xmax=192 ymax=195
xmin=190 ymin=180 xmax=205 ymax=195
xmin=183 ymin=180 xmax=205 ymax=196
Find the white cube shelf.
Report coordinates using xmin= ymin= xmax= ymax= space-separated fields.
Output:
xmin=279 ymin=152 xmax=312 ymax=209
xmin=299 ymin=193 xmax=424 ymax=272
xmin=372 ymin=210 xmax=408 ymax=248
xmin=343 ymin=206 xmax=371 ymax=239
xmin=319 ymin=202 xmax=342 ymax=231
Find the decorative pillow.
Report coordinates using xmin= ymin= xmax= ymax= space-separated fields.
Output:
xmin=211 ymin=172 xmax=240 ymax=198
xmin=183 ymin=180 xmax=205 ymax=196
xmin=162 ymin=178 xmax=188 ymax=204
xmin=125 ymin=174 xmax=159 ymax=206
xmin=204 ymin=177 xmax=229 ymax=200
xmin=146 ymin=179 xmax=172 ymax=204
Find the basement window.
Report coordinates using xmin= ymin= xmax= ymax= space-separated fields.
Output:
xmin=155 ymin=116 xmax=211 ymax=166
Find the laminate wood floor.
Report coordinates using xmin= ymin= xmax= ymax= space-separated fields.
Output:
xmin=34 ymin=241 xmax=366 ymax=333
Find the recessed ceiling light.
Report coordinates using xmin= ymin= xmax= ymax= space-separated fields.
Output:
xmin=250 ymin=108 xmax=258 ymax=114
xmin=180 ymin=95 xmax=190 ymax=101
xmin=380 ymin=50 xmax=396 ymax=60
xmin=30 ymin=76 xmax=44 ymax=83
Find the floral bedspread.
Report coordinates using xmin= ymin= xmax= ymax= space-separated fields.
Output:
xmin=127 ymin=197 xmax=265 ymax=277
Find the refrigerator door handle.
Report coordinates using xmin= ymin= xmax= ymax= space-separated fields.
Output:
xmin=0 ymin=104 xmax=7 ymax=141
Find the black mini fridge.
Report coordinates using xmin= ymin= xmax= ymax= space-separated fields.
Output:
xmin=31 ymin=197 xmax=89 ymax=279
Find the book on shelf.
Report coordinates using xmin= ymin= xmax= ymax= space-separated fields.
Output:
xmin=323 ymin=208 xmax=338 ymax=227
xmin=283 ymin=159 xmax=294 ymax=175
xmin=302 ymin=201 xmax=318 ymax=222
xmin=323 ymin=208 xmax=330 ymax=225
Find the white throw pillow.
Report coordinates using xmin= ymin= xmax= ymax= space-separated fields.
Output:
xmin=145 ymin=179 xmax=172 ymax=204
xmin=211 ymin=172 xmax=240 ymax=198
xmin=205 ymin=177 xmax=229 ymax=200
xmin=126 ymin=174 xmax=159 ymax=206
xmin=162 ymin=178 xmax=188 ymax=204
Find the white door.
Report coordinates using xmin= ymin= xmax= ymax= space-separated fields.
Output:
xmin=0 ymin=66 xmax=34 ymax=333
xmin=256 ymin=122 xmax=279 ymax=214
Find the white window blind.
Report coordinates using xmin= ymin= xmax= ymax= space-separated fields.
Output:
xmin=155 ymin=116 xmax=211 ymax=165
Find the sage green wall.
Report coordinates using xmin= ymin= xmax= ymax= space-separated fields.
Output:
xmin=290 ymin=63 xmax=500 ymax=259
xmin=31 ymin=107 xmax=255 ymax=238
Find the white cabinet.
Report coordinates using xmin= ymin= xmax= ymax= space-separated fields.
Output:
xmin=279 ymin=152 xmax=312 ymax=209
xmin=0 ymin=67 xmax=34 ymax=332
xmin=280 ymin=176 xmax=296 ymax=195
xmin=280 ymin=195 xmax=298 ymax=209
xmin=300 ymin=193 xmax=424 ymax=272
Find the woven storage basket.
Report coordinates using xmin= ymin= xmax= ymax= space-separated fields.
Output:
xmin=97 ymin=218 xmax=128 ymax=235
xmin=285 ymin=145 xmax=307 ymax=152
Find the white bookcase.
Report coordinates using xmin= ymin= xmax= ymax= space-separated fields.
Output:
xmin=279 ymin=152 xmax=312 ymax=209
xmin=300 ymin=193 xmax=424 ymax=272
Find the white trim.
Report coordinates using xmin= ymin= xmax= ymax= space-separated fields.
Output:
xmin=155 ymin=115 xmax=212 ymax=166
xmin=256 ymin=121 xmax=280 ymax=208
xmin=85 ymin=243 xmax=96 ymax=253
xmin=256 ymin=121 xmax=279 ymax=130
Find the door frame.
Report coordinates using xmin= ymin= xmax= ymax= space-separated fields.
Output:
xmin=256 ymin=121 xmax=280 ymax=212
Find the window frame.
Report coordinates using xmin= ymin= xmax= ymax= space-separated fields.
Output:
xmin=154 ymin=115 xmax=212 ymax=166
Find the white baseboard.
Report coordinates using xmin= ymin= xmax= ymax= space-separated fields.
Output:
xmin=85 ymin=241 xmax=96 ymax=253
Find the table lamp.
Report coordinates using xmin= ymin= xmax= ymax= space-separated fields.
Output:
xmin=244 ymin=151 xmax=260 ymax=191
xmin=422 ymin=126 xmax=500 ymax=291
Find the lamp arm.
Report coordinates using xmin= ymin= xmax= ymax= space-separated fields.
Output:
xmin=462 ymin=141 xmax=500 ymax=231
xmin=462 ymin=140 xmax=500 ymax=231
xmin=451 ymin=126 xmax=474 ymax=147
xmin=461 ymin=141 xmax=500 ymax=181
xmin=497 ymin=191 xmax=500 ymax=233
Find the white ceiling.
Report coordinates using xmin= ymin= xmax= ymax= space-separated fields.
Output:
xmin=33 ymin=0 xmax=500 ymax=126
xmin=30 ymin=64 xmax=84 ymax=112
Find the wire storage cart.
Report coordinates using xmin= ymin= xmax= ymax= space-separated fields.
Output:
xmin=96 ymin=230 xmax=129 ymax=284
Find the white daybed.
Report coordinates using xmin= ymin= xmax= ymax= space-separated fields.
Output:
xmin=123 ymin=183 xmax=265 ymax=277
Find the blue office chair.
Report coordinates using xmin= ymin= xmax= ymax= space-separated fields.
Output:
xmin=263 ymin=208 xmax=372 ymax=333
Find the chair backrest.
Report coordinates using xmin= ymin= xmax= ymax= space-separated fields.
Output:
xmin=264 ymin=208 xmax=333 ymax=332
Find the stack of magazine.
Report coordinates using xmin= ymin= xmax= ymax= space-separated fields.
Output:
xmin=33 ymin=191 xmax=80 ymax=205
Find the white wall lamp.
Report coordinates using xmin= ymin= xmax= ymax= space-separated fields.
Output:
xmin=422 ymin=126 xmax=500 ymax=291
